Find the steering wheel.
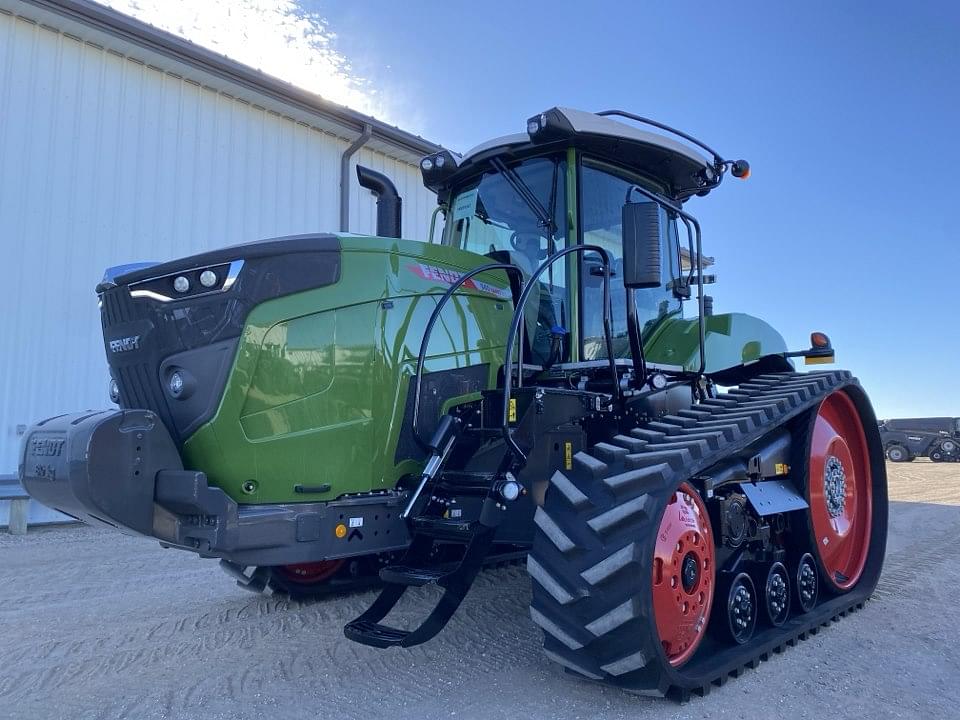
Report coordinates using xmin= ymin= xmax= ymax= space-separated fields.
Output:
xmin=510 ymin=231 xmax=547 ymax=259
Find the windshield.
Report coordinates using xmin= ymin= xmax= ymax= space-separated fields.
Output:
xmin=443 ymin=156 xmax=569 ymax=365
xmin=580 ymin=159 xmax=682 ymax=360
xmin=444 ymin=156 xmax=566 ymax=263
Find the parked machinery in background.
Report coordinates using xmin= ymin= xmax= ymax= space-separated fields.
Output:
xmin=880 ymin=417 xmax=960 ymax=462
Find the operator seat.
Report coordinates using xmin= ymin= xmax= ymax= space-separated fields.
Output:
xmin=485 ymin=245 xmax=561 ymax=368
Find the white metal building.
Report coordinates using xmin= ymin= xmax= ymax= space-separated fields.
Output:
xmin=0 ymin=0 xmax=442 ymax=476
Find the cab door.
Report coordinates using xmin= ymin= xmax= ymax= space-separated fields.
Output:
xmin=576 ymin=156 xmax=683 ymax=360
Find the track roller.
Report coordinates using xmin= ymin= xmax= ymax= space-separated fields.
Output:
xmin=759 ymin=561 xmax=791 ymax=626
xmin=716 ymin=572 xmax=757 ymax=644
xmin=795 ymin=553 xmax=819 ymax=612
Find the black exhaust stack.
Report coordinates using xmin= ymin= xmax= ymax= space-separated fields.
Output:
xmin=356 ymin=165 xmax=402 ymax=238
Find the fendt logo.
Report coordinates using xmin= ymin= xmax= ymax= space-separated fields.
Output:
xmin=30 ymin=437 xmax=65 ymax=457
xmin=109 ymin=335 xmax=141 ymax=353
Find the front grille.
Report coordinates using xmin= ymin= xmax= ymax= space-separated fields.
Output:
xmin=101 ymin=286 xmax=180 ymax=440
xmin=98 ymin=234 xmax=343 ymax=444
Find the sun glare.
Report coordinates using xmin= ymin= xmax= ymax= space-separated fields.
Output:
xmin=98 ymin=0 xmax=383 ymax=118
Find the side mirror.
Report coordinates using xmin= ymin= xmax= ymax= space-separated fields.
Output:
xmin=621 ymin=202 xmax=662 ymax=289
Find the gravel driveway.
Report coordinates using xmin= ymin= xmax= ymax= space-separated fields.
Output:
xmin=1 ymin=461 xmax=957 ymax=720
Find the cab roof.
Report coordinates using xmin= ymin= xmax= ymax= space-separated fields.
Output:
xmin=422 ymin=107 xmax=722 ymax=200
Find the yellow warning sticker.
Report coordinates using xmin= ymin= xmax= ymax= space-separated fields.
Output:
xmin=509 ymin=398 xmax=517 ymax=423
xmin=564 ymin=442 xmax=573 ymax=470
xmin=804 ymin=354 xmax=835 ymax=365
xmin=775 ymin=463 xmax=790 ymax=475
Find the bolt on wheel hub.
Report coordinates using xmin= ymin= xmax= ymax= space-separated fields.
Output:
xmin=823 ymin=455 xmax=847 ymax=518
xmin=769 ymin=574 xmax=787 ymax=614
xmin=681 ymin=552 xmax=699 ymax=593
xmin=732 ymin=586 xmax=752 ymax=630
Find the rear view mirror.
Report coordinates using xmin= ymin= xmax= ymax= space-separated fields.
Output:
xmin=621 ymin=202 xmax=662 ymax=288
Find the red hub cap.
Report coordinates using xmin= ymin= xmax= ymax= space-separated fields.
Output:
xmin=277 ymin=559 xmax=346 ymax=585
xmin=652 ymin=483 xmax=715 ymax=667
xmin=808 ymin=390 xmax=872 ymax=591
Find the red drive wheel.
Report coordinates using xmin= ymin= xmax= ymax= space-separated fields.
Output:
xmin=276 ymin=559 xmax=346 ymax=586
xmin=652 ymin=482 xmax=715 ymax=667
xmin=806 ymin=390 xmax=872 ymax=592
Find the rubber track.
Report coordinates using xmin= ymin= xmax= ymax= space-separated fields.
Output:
xmin=527 ymin=370 xmax=887 ymax=700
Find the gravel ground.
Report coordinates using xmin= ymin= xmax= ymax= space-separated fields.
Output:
xmin=2 ymin=461 xmax=958 ymax=720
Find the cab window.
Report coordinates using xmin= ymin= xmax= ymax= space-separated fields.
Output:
xmin=580 ymin=159 xmax=682 ymax=360
xmin=443 ymin=156 xmax=569 ymax=365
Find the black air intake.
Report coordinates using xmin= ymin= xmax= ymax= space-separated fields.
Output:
xmin=356 ymin=165 xmax=402 ymax=238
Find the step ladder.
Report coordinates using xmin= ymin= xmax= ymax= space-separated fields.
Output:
xmin=343 ymin=503 xmax=500 ymax=648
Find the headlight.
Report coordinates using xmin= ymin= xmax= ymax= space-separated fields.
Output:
xmin=421 ymin=157 xmax=433 ymax=171
xmin=497 ymin=477 xmax=522 ymax=502
xmin=199 ymin=270 xmax=218 ymax=288
xmin=168 ymin=370 xmax=184 ymax=397
xmin=173 ymin=276 xmax=190 ymax=293
xmin=109 ymin=378 xmax=120 ymax=404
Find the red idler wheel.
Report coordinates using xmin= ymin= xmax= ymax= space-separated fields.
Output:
xmin=806 ymin=390 xmax=872 ymax=591
xmin=276 ymin=559 xmax=346 ymax=585
xmin=652 ymin=482 xmax=715 ymax=667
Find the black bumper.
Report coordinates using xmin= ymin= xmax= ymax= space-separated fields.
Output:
xmin=19 ymin=409 xmax=410 ymax=566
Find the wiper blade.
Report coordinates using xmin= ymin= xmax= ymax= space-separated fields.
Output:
xmin=490 ymin=157 xmax=556 ymax=236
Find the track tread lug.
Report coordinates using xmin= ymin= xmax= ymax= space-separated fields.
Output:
xmin=648 ymin=421 xmax=684 ymax=435
xmin=548 ymin=470 xmax=591 ymax=509
xmin=587 ymin=494 xmax=652 ymax=537
xmin=585 ymin=598 xmax=640 ymax=637
xmin=602 ymin=465 xmax=668 ymax=495
xmin=534 ymin=507 xmax=577 ymax=553
xmin=599 ymin=648 xmax=652 ymax=676
xmin=529 ymin=606 xmax=585 ymax=650
xmin=688 ymin=420 xmax=753 ymax=442
xmin=643 ymin=438 xmax=710 ymax=460
xmin=543 ymin=648 xmax=604 ymax=681
xmin=573 ymin=451 xmax=608 ymax=480
xmin=592 ymin=442 xmax=629 ymax=464
xmin=527 ymin=556 xmax=584 ymax=605
xmin=610 ymin=434 xmax=647 ymax=453
xmin=677 ymin=408 xmax=714 ymax=420
xmin=630 ymin=427 xmax=667 ymax=443
xmin=701 ymin=397 xmax=739 ymax=409
xmin=659 ymin=414 xmax=698 ymax=428
xmin=624 ymin=449 xmax=691 ymax=471
xmin=580 ymin=542 xmax=638 ymax=586
xmin=669 ymin=430 xmax=724 ymax=450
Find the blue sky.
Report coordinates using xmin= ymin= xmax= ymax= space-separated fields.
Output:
xmin=308 ymin=0 xmax=959 ymax=419
xmin=108 ymin=1 xmax=960 ymax=419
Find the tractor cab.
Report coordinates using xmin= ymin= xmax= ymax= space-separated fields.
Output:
xmin=420 ymin=107 xmax=736 ymax=379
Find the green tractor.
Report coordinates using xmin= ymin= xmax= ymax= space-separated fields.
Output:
xmin=21 ymin=108 xmax=887 ymax=698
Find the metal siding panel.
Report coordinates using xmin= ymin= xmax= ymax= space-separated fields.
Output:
xmin=0 ymin=11 xmax=435 ymax=471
